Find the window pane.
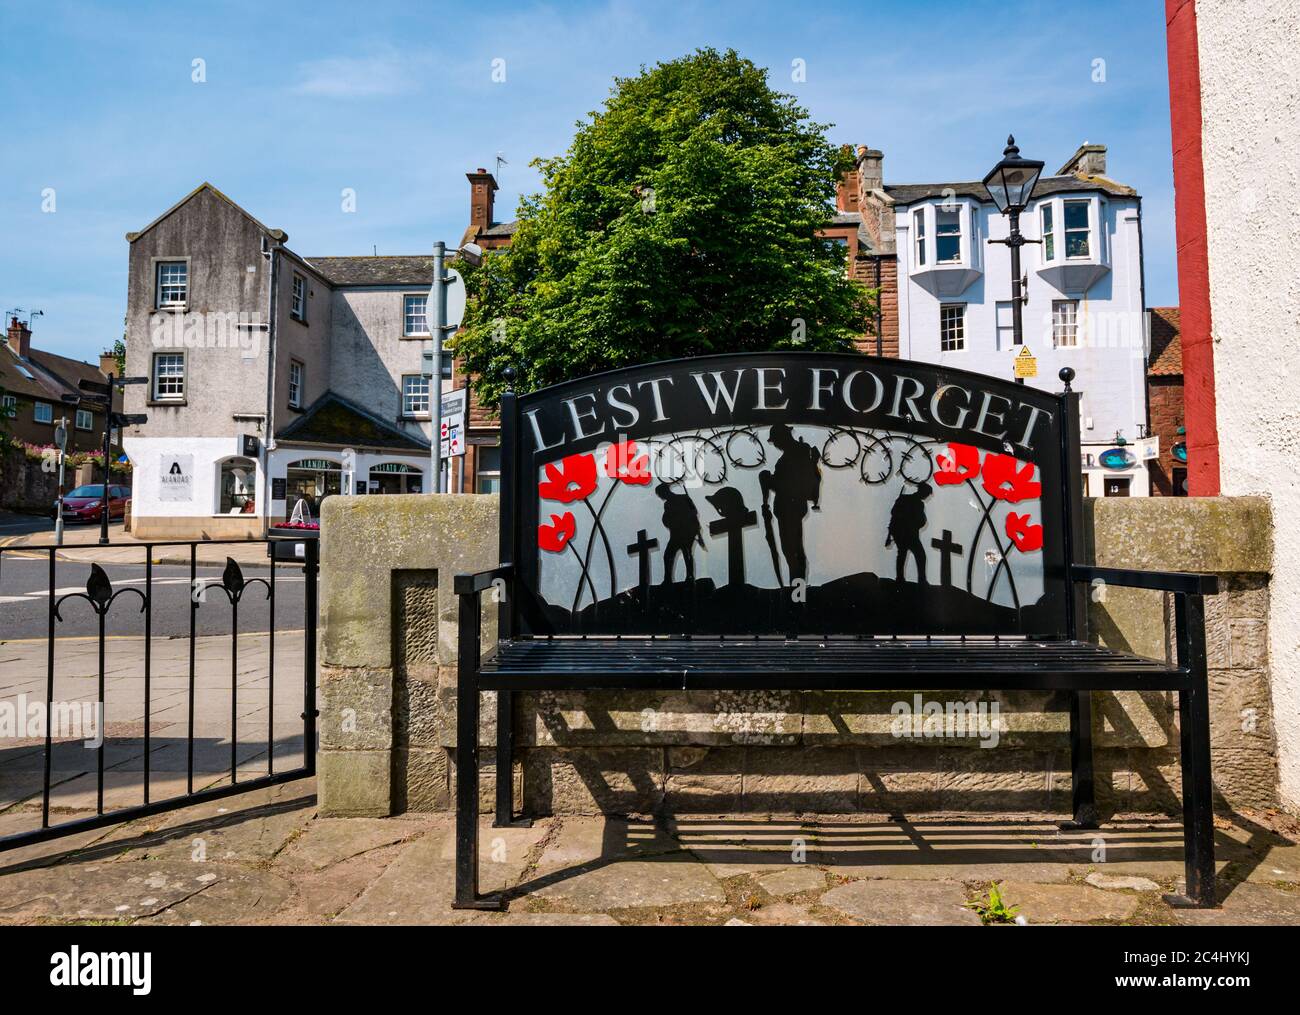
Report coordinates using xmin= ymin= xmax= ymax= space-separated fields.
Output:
xmin=35 ymin=402 xmax=52 ymax=423
xmin=1053 ymin=300 xmax=1078 ymax=347
xmin=153 ymin=353 xmax=184 ymax=398
xmin=935 ymin=210 xmax=961 ymax=263
xmin=402 ymin=375 xmax=429 ymax=415
xmin=157 ymin=261 xmax=187 ymax=305
xmin=405 ymin=295 xmax=429 ymax=336
xmin=913 ymin=210 xmax=926 ymax=266
xmin=1040 ymin=204 xmax=1055 ymax=260
xmin=1064 ymin=201 xmax=1090 ymax=257
xmin=940 ymin=305 xmax=965 ymax=351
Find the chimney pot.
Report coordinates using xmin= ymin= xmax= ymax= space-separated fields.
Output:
xmin=6 ymin=315 xmax=32 ymax=358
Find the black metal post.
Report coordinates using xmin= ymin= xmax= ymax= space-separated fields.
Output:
xmin=453 ymin=589 xmax=501 ymax=910
xmin=187 ymin=544 xmax=197 ymax=794
xmin=98 ymin=374 xmax=113 ymax=545
xmin=43 ymin=548 xmax=55 ymax=827
xmin=231 ymin=597 xmax=239 ymax=783
xmin=1009 ymin=211 xmax=1027 ymax=385
xmin=143 ymin=550 xmax=152 ymax=804
xmin=303 ymin=538 xmax=318 ymax=775
xmin=1176 ymin=593 xmax=1217 ymax=907
xmin=268 ymin=556 xmax=276 ymax=775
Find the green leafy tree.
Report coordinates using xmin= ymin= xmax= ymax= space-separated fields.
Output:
xmin=455 ymin=48 xmax=874 ymax=405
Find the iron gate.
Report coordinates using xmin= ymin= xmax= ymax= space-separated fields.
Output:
xmin=0 ymin=538 xmax=318 ymax=851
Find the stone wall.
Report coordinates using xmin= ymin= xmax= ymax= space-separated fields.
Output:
xmin=0 ymin=444 xmax=59 ymax=513
xmin=317 ymin=494 xmax=1277 ymax=818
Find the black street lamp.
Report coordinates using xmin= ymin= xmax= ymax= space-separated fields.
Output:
xmin=983 ymin=136 xmax=1045 ymax=369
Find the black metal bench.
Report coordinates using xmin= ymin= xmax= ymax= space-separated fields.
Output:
xmin=453 ymin=353 xmax=1218 ymax=910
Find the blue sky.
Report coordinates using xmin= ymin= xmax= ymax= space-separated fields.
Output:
xmin=0 ymin=0 xmax=1176 ymax=361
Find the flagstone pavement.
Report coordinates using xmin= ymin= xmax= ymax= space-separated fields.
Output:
xmin=2 ymin=779 xmax=1298 ymax=925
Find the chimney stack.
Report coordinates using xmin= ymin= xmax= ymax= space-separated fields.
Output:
xmin=835 ymin=146 xmax=860 ymax=212
xmin=5 ymin=316 xmax=31 ymax=358
xmin=466 ymin=168 xmax=498 ymax=233
xmin=856 ymin=146 xmax=884 ymax=194
xmin=100 ymin=350 xmax=119 ymax=378
xmin=1057 ymin=142 xmax=1107 ymax=179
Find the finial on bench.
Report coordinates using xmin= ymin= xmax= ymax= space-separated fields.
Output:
xmin=1059 ymin=366 xmax=1075 ymax=392
xmin=503 ymin=365 xmax=516 ymax=393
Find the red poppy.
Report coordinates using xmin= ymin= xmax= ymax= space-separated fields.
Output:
xmin=538 ymin=452 xmax=597 ymax=503
xmin=981 ymin=453 xmax=1042 ymax=503
xmin=538 ymin=512 xmax=576 ymax=553
xmin=1005 ymin=512 xmax=1043 ymax=553
xmin=934 ymin=442 xmax=981 ymax=486
xmin=603 ymin=439 xmax=651 ymax=485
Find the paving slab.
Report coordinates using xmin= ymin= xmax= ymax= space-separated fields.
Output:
xmin=333 ymin=831 xmax=468 ymax=926
xmin=533 ymin=816 xmax=680 ymax=875
xmin=279 ymin=816 xmax=433 ymax=872
xmin=745 ymin=900 xmax=829 ymax=926
xmin=437 ymin=817 xmax=550 ymax=893
xmin=1172 ymin=883 xmax=1300 ymax=925
xmin=473 ymin=911 xmax=622 ymax=926
xmin=756 ymin=865 xmax=828 ymax=897
xmin=820 ymin=879 xmax=982 ymax=926
xmin=1084 ymin=871 xmax=1162 ymax=892
xmin=1241 ymin=844 xmax=1300 ymax=886
xmin=136 ymin=866 xmax=293 ymax=925
xmin=0 ymin=859 xmax=249 ymax=923
xmin=533 ymin=855 xmax=726 ymax=911
xmin=995 ymin=880 xmax=1140 ymax=923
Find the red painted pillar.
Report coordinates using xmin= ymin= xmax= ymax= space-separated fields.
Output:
xmin=1165 ymin=0 xmax=1221 ymax=495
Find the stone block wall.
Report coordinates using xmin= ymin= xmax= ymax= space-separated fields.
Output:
xmin=317 ymin=494 xmax=1277 ymax=818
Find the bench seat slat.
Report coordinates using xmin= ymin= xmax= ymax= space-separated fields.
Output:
xmin=476 ymin=639 xmax=1188 ymax=691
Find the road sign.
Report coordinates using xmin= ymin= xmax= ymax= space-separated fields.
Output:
xmin=431 ymin=268 xmax=467 ymax=331
xmin=1013 ymin=346 xmax=1038 ymax=379
xmin=440 ymin=389 xmax=467 ymax=458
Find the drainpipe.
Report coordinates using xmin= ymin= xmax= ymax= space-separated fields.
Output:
xmin=262 ymin=243 xmax=280 ymax=536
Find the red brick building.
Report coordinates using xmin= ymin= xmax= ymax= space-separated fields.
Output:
xmin=1146 ymin=306 xmax=1187 ymax=495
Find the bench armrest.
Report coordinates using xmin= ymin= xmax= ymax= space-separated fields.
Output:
xmin=1070 ymin=564 xmax=1219 ymax=596
xmin=453 ymin=563 xmax=514 ymax=596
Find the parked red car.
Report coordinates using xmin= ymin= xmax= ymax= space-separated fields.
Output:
xmin=56 ymin=485 xmax=130 ymax=522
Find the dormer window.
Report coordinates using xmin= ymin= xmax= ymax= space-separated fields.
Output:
xmin=1064 ymin=200 xmax=1091 ymax=258
xmin=935 ymin=209 xmax=961 ymax=263
xmin=913 ymin=209 xmax=926 ymax=266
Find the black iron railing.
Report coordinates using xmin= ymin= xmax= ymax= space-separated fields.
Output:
xmin=0 ymin=538 xmax=318 ymax=851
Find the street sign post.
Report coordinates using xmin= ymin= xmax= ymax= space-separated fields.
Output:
xmin=53 ymin=418 xmax=68 ymax=545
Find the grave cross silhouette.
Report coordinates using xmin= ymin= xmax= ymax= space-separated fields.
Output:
xmin=930 ymin=529 xmax=964 ymax=588
xmin=626 ymin=529 xmax=659 ymax=603
xmin=708 ymin=509 xmax=758 ymax=587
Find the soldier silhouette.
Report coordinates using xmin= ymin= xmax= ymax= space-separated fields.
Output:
xmin=759 ymin=424 xmax=822 ymax=584
xmin=887 ymin=481 xmax=932 ymax=584
xmin=655 ymin=481 xmax=704 ymax=584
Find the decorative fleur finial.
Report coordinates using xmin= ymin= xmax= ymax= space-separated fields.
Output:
xmin=1059 ymin=366 xmax=1075 ymax=392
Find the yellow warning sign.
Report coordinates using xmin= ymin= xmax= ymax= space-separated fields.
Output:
xmin=1014 ymin=346 xmax=1038 ymax=379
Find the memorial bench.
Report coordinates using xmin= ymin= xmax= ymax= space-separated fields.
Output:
xmin=452 ymin=353 xmax=1218 ymax=909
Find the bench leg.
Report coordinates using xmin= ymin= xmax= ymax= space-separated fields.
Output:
xmin=1178 ymin=675 xmax=1217 ymax=907
xmin=452 ymin=596 xmax=502 ymax=911
xmin=494 ymin=690 xmax=531 ymax=828
xmin=1061 ymin=690 xmax=1099 ymax=829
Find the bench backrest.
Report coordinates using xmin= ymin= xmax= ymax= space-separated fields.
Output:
xmin=498 ymin=352 xmax=1082 ymax=639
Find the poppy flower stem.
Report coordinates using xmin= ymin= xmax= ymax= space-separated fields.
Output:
xmin=566 ymin=541 xmax=599 ymax=614
xmin=570 ymin=484 xmax=619 ymax=613
xmin=963 ymin=478 xmax=1021 ymax=611
xmin=584 ymin=488 xmax=619 ymax=601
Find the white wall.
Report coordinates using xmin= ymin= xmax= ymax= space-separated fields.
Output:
xmin=896 ymin=191 xmax=1148 ymax=494
xmin=124 ymin=435 xmax=261 ymax=519
xmin=1197 ymin=0 xmax=1300 ymax=809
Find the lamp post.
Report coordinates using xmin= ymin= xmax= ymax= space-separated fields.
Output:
xmin=983 ymin=136 xmax=1045 ymax=380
